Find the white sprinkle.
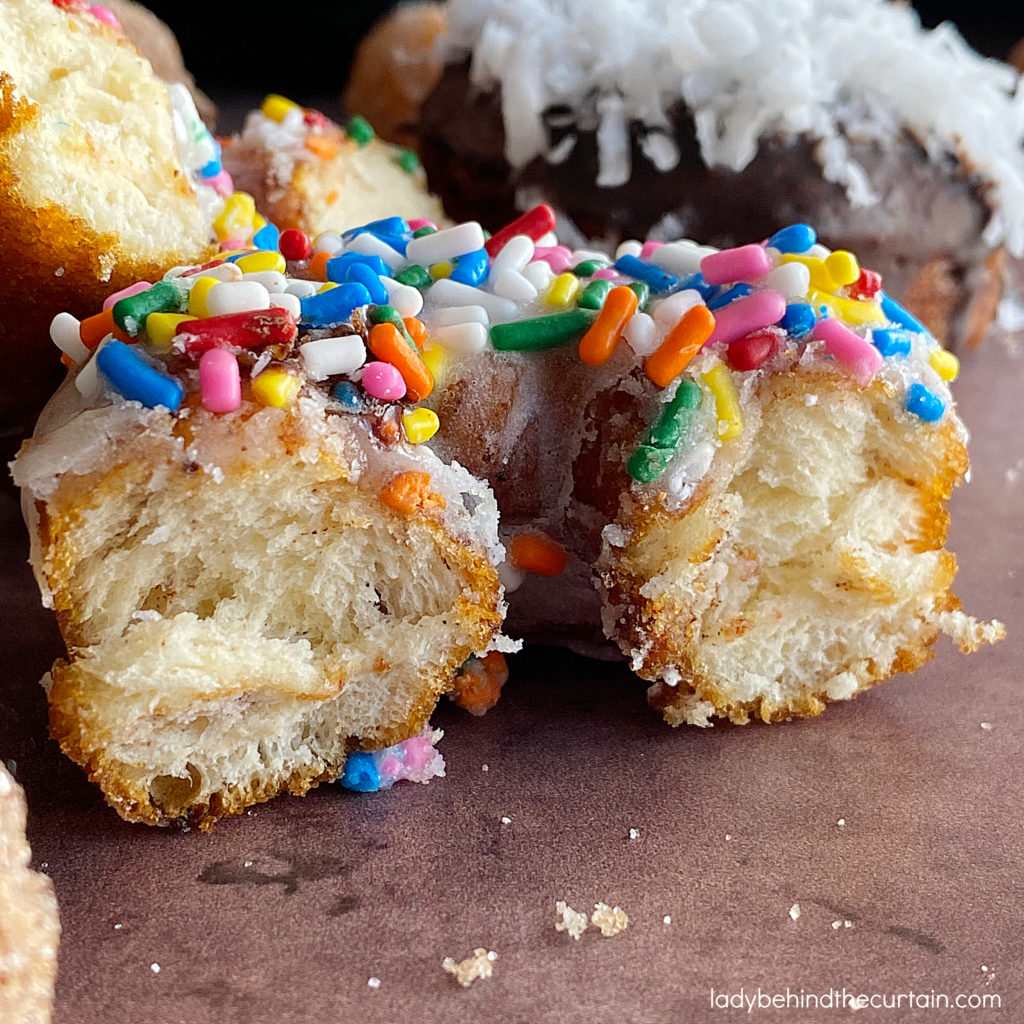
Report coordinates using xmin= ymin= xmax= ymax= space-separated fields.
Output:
xmin=300 ymin=335 xmax=366 ymax=381
xmin=380 ymin=275 xmax=424 ymax=317
xmin=150 ymin=963 xmax=161 ymax=974
xmin=981 ymin=965 xmax=988 ymax=972
xmin=481 ymin=764 xmax=489 ymax=772
xmin=367 ymin=977 xmax=381 ymax=990
xmin=430 ymin=321 xmax=489 ymax=354
xmin=406 ymin=221 xmax=486 ymax=266
xmin=427 ymin=303 xmax=490 ymax=327
xmin=623 ymin=311 xmax=659 ymax=356
xmin=312 ymin=230 xmax=343 ymax=256
xmin=500 ymin=816 xmax=512 ymax=825
xmin=837 ymin=818 xmax=846 ymax=827
xmin=980 ymin=722 xmax=994 ymax=730
xmin=725 ymin=833 xmax=732 ymax=841
xmin=487 ymin=234 xmax=534 ymax=283
xmin=425 ymin=277 xmax=518 ymax=320
xmin=663 ymin=915 xmax=672 ymax=925
xmin=615 ymin=239 xmax=643 ymax=260
xmin=789 ymin=903 xmax=801 ymax=921
xmin=345 ymin=231 xmax=405 ymax=269
xmin=492 ymin=267 xmax=539 ymax=303
xmin=267 ymin=292 xmax=301 ymax=318
xmin=628 ymin=828 xmax=640 ymax=840
xmin=242 ymin=270 xmax=287 ymax=292
xmin=521 ymin=259 xmax=555 ymax=292
xmin=205 ymin=280 xmax=271 ymax=317
xmin=284 ymin=278 xmax=318 ymax=299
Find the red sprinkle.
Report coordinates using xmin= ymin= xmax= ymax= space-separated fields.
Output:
xmin=177 ymin=258 xmax=228 ymax=279
xmin=176 ymin=308 xmax=298 ymax=354
xmin=484 ymin=203 xmax=557 ymax=257
xmin=848 ymin=268 xmax=882 ymax=301
xmin=279 ymin=228 xmax=312 ymax=261
xmin=725 ymin=330 xmax=778 ymax=371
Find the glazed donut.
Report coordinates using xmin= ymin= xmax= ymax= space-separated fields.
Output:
xmin=0 ymin=765 xmax=60 ymax=1024
xmin=12 ymin=206 xmax=1002 ymax=826
xmin=221 ymin=95 xmax=447 ymax=241
xmin=0 ymin=0 xmax=225 ymax=466
xmin=354 ymin=0 xmax=1024 ymax=352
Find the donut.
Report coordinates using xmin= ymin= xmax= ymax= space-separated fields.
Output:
xmin=0 ymin=0 xmax=226 ymax=467
xmin=355 ymin=0 xmax=1024 ymax=352
xmin=12 ymin=208 xmax=1003 ymax=826
xmin=0 ymin=765 xmax=60 ymax=1023
xmin=221 ymin=95 xmax=447 ymax=241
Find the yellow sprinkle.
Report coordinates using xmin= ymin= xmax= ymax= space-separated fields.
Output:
xmin=236 ymin=250 xmax=287 ymax=275
xmin=187 ymin=276 xmax=219 ymax=318
xmin=145 ymin=312 xmax=196 ymax=350
xmin=824 ymin=249 xmax=860 ymax=287
xmin=781 ymin=254 xmax=839 ymax=294
xmin=253 ymin=213 xmax=267 ymax=230
xmin=213 ymin=192 xmax=258 ymax=242
xmin=317 ymin=281 xmax=339 ymax=294
xmin=429 ymin=261 xmax=454 ymax=280
xmin=252 ymin=367 xmax=302 ymax=407
xmin=420 ymin=343 xmax=447 ymax=379
xmin=261 ymin=93 xmax=300 ymax=123
xmin=809 ymin=290 xmax=884 ymax=326
xmin=401 ymin=407 xmax=441 ymax=444
xmin=701 ymin=363 xmax=743 ymax=441
xmin=928 ymin=347 xmax=960 ymax=381
xmin=545 ymin=272 xmax=580 ymax=307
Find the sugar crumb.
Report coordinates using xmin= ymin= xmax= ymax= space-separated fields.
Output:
xmin=482 ymin=763 xmax=489 ymax=771
xmin=831 ymin=920 xmax=842 ymax=930
xmin=442 ymin=948 xmax=496 ymax=987
xmin=836 ymin=818 xmax=846 ymax=827
xmin=500 ymin=815 xmax=512 ymax=825
xmin=980 ymin=722 xmax=994 ymax=731
xmin=663 ymin=915 xmax=672 ymax=925
xmin=150 ymin=963 xmax=160 ymax=974
xmin=789 ymin=903 xmax=801 ymax=921
xmin=367 ymin=977 xmax=381 ymax=990
xmin=555 ymin=900 xmax=589 ymax=940
xmin=628 ymin=828 xmax=640 ymax=840
xmin=591 ymin=903 xmax=629 ymax=937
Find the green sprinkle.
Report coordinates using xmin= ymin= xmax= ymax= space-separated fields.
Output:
xmin=573 ymin=258 xmax=609 ymax=277
xmin=368 ymin=303 xmax=417 ymax=348
xmin=395 ymin=148 xmax=421 ymax=174
xmin=395 ymin=263 xmax=430 ymax=289
xmin=412 ymin=225 xmax=437 ymax=239
xmin=627 ymin=280 xmax=651 ymax=310
xmin=345 ymin=114 xmax=375 ymax=147
xmin=577 ymin=279 xmax=612 ymax=310
xmin=646 ymin=378 xmax=702 ymax=449
xmin=114 ymin=281 xmax=187 ymax=336
xmin=490 ymin=309 xmax=596 ymax=351
xmin=627 ymin=445 xmax=674 ymax=483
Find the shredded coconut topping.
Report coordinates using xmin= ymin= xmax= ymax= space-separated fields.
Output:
xmin=442 ymin=0 xmax=1024 ymax=254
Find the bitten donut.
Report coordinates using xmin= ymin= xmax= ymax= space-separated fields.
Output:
xmin=13 ymin=204 xmax=1001 ymax=826
xmin=221 ymin=95 xmax=447 ymax=241
xmin=369 ymin=0 xmax=1024 ymax=351
xmin=0 ymin=0 xmax=227 ymax=466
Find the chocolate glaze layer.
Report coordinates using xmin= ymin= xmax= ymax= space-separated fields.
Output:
xmin=418 ymin=61 xmax=1003 ymax=349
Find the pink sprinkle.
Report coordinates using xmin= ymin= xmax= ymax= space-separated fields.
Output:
xmin=592 ymin=268 xmax=620 ymax=281
xmin=640 ymin=241 xmax=663 ymax=259
xmin=812 ymin=317 xmax=883 ymax=383
xmin=361 ymin=361 xmax=406 ymax=401
xmin=532 ymin=245 xmax=573 ymax=273
xmin=407 ymin=219 xmax=438 ymax=232
xmin=708 ymin=291 xmax=786 ymax=345
xmin=102 ymin=280 xmax=150 ymax=311
xmin=402 ymin=736 xmax=435 ymax=771
xmin=701 ymin=244 xmax=772 ymax=286
xmin=207 ymin=169 xmax=234 ymax=197
xmin=221 ymin=237 xmax=246 ymax=251
xmin=199 ymin=348 xmax=241 ymax=413
xmin=88 ymin=5 xmax=120 ymax=27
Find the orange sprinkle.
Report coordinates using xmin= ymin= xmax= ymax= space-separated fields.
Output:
xmin=508 ymin=532 xmax=568 ymax=576
xmin=449 ymin=652 xmax=509 ymax=716
xmin=645 ymin=304 xmax=716 ymax=388
xmin=308 ymin=250 xmax=332 ymax=281
xmin=304 ymin=134 xmax=339 ymax=160
xmin=403 ymin=316 xmax=427 ymax=350
xmin=367 ymin=322 xmax=434 ymax=400
xmin=578 ymin=285 xmax=638 ymax=366
xmin=325 ymin=189 xmax=339 ymax=206
xmin=79 ymin=307 xmax=130 ymax=349
xmin=380 ymin=471 xmax=446 ymax=515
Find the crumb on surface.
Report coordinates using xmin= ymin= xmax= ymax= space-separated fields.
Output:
xmin=591 ymin=903 xmax=629 ymax=937
xmin=367 ymin=976 xmax=381 ymax=990
xmin=555 ymin=900 xmax=589 ymax=940
xmin=789 ymin=903 xmax=801 ymax=921
xmin=442 ymin=948 xmax=496 ymax=987
xmin=628 ymin=828 xmax=640 ymax=840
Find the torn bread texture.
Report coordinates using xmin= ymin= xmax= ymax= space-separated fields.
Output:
xmin=0 ymin=766 xmax=60 ymax=1024
xmin=13 ymin=389 xmax=506 ymax=828
xmin=598 ymin=362 xmax=1004 ymax=726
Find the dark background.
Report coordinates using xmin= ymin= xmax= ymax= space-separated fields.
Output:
xmin=141 ymin=1 xmax=1024 ymax=122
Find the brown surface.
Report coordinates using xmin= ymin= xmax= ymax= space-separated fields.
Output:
xmin=1 ymin=334 xmax=1021 ymax=1023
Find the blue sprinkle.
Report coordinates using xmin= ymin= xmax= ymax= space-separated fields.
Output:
xmin=344 ymin=216 xmax=409 ymax=240
xmin=345 ymin=262 xmax=389 ymax=305
xmin=675 ymin=271 xmax=716 ymax=301
xmin=449 ymin=248 xmax=489 ymax=287
xmin=872 ymin=328 xmax=913 ymax=357
xmin=97 ymin=341 xmax=183 ymax=411
xmin=339 ymin=751 xmax=380 ymax=792
xmin=252 ymin=223 xmax=280 ymax=250
xmin=331 ymin=380 xmax=364 ymax=413
xmin=880 ymin=292 xmax=928 ymax=336
xmin=905 ymin=382 xmax=945 ymax=422
xmin=325 ymin=252 xmax=390 ymax=283
xmin=200 ymin=158 xmax=221 ymax=179
xmin=613 ymin=254 xmax=678 ymax=294
xmin=780 ymin=302 xmax=817 ymax=338
xmin=767 ymin=223 xmax=817 ymax=254
xmin=707 ymin=282 xmax=753 ymax=310
xmin=300 ymin=282 xmax=373 ymax=327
